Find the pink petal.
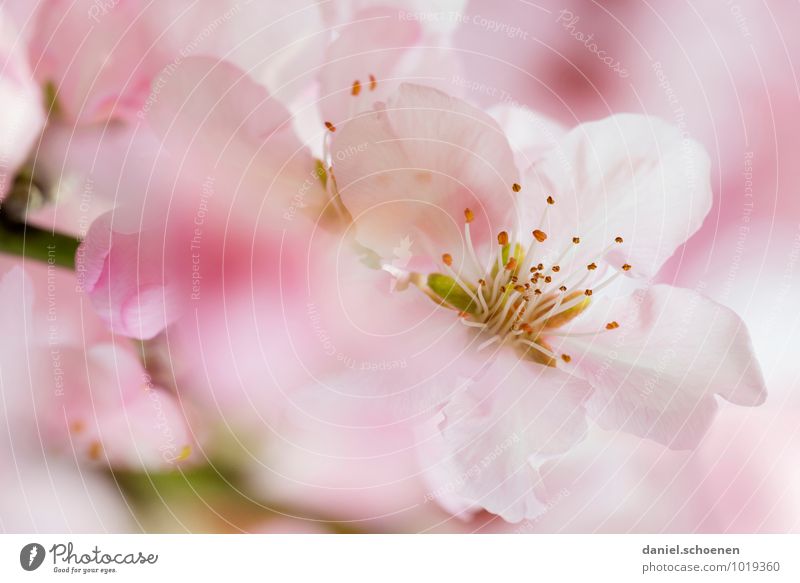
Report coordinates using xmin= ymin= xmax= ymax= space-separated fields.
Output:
xmin=26 ymin=0 xmax=167 ymax=123
xmin=78 ymin=210 xmax=181 ymax=340
xmin=421 ymin=353 xmax=592 ymax=522
xmin=489 ymin=104 xmax=566 ymax=168
xmin=522 ymin=114 xmax=712 ymax=278
xmin=319 ymin=7 xmax=422 ymax=126
xmin=154 ymin=0 xmax=326 ymax=104
xmin=0 ymin=13 xmax=44 ymax=196
xmin=549 ymin=284 xmax=767 ymax=449
xmin=59 ymin=344 xmax=194 ymax=470
xmin=146 ymin=56 xmax=324 ymax=225
xmin=331 ymin=83 xmax=519 ymax=261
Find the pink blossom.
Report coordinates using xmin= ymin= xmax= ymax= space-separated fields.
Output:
xmin=317 ymin=5 xmax=465 ymax=129
xmin=0 ymin=263 xmax=194 ymax=472
xmin=326 ymin=83 xmax=766 ymax=521
xmin=78 ymin=210 xmax=184 ymax=340
xmin=0 ymin=9 xmax=44 ymax=199
xmin=22 ymin=0 xmax=327 ymax=124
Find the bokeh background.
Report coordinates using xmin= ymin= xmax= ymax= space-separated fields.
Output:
xmin=1 ymin=0 xmax=798 ymax=533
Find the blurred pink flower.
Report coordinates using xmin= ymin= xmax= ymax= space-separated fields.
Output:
xmin=326 ymin=83 xmax=766 ymax=521
xmin=0 ymin=9 xmax=44 ymax=199
xmin=0 ymin=264 xmax=194 ymax=471
xmin=79 ymin=211 xmax=182 ymax=340
xmin=21 ymin=0 xmax=327 ymax=124
xmin=74 ymin=55 xmax=325 ymax=340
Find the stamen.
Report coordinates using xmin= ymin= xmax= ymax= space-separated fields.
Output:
xmin=591 ymin=271 xmax=622 ymax=294
xmin=478 ymin=335 xmax=502 ymax=352
xmin=476 ymin=280 xmax=489 ymax=313
xmin=463 ymin=209 xmax=486 ymax=276
xmin=502 ymin=296 xmax=530 ymax=336
xmin=547 ymin=321 xmax=621 ymax=338
xmin=518 ymin=339 xmax=556 ymax=360
xmin=521 ymin=196 xmax=553 ymax=274
xmin=488 ymin=291 xmax=521 ymax=334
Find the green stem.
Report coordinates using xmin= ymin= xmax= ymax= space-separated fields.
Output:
xmin=0 ymin=213 xmax=80 ymax=269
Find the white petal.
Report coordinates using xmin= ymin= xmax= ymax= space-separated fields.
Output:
xmin=550 ymin=284 xmax=767 ymax=449
xmin=523 ymin=114 xmax=712 ymax=277
xmin=421 ymin=354 xmax=592 ymax=522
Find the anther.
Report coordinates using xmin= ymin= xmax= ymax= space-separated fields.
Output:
xmin=559 ymin=285 xmax=567 ymax=292
xmin=442 ymin=253 xmax=453 ymax=266
xmin=584 ymin=289 xmax=593 ymax=296
xmin=324 ymin=121 xmax=336 ymax=132
xmin=572 ymin=237 xmax=580 ymax=244
xmin=587 ymin=262 xmax=597 ymax=270
xmin=464 ymin=208 xmax=474 ymax=223
xmin=544 ymin=276 xmax=552 ymax=283
xmin=534 ymin=289 xmax=542 ymax=295
xmin=546 ymin=195 xmax=555 ymax=205
xmin=622 ymin=263 xmax=632 ymax=271
xmin=561 ymin=354 xmax=572 ymax=363
xmin=505 ymin=257 xmax=517 ymax=270
xmin=532 ymin=229 xmax=547 ymax=242
xmin=369 ymin=74 xmax=377 ymax=91
xmin=615 ymin=236 xmax=624 ymax=243
xmin=512 ymin=183 xmax=521 ymax=192
xmin=514 ymin=284 xmax=526 ymax=293
xmin=351 ymin=80 xmax=362 ymax=96
xmin=605 ymin=321 xmax=620 ymax=330
xmin=498 ymin=231 xmax=509 ymax=246
xmin=552 ymin=265 xmax=561 ymax=272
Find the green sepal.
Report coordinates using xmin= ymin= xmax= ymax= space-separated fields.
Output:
xmin=427 ymin=273 xmax=478 ymax=314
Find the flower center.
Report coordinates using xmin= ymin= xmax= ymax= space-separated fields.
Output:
xmin=420 ymin=193 xmax=631 ymax=367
